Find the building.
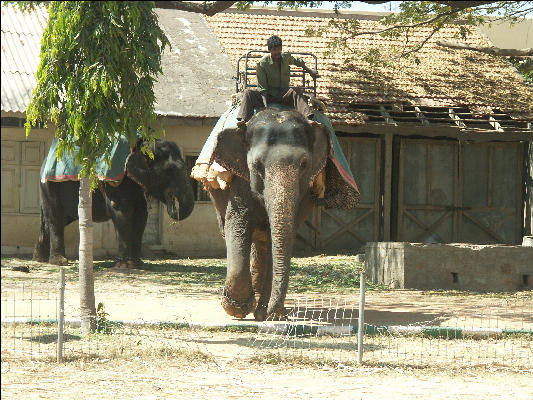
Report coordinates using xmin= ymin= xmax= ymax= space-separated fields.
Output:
xmin=2 ymin=5 xmax=532 ymax=258
xmin=1 ymin=5 xmax=232 ymax=257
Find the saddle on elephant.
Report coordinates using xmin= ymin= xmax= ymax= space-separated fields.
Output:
xmin=41 ymin=134 xmax=132 ymax=186
xmin=191 ymin=98 xmax=360 ymax=209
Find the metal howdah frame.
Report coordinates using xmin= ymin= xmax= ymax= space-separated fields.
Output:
xmin=236 ymin=50 xmax=318 ymax=97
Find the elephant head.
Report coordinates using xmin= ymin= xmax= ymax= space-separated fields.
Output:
xmin=213 ymin=109 xmax=330 ymax=319
xmin=126 ymin=140 xmax=194 ymax=221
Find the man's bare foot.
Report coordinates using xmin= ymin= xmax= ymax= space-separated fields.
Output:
xmin=237 ymin=119 xmax=247 ymax=129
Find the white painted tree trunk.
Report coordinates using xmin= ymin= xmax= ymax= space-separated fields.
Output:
xmin=78 ymin=176 xmax=96 ymax=334
xmin=529 ymin=143 xmax=533 ymax=236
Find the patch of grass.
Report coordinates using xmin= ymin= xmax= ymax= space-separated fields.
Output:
xmin=247 ymin=351 xmax=358 ymax=368
xmin=290 ymin=258 xmax=382 ymax=292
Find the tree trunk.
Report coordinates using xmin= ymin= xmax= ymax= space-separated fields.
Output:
xmin=524 ymin=142 xmax=533 ymax=236
xmin=78 ymin=177 xmax=96 ymax=334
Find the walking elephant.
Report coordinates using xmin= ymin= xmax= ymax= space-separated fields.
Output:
xmin=209 ymin=108 xmax=359 ymax=321
xmin=33 ymin=139 xmax=194 ymax=268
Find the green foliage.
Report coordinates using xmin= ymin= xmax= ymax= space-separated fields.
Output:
xmin=236 ymin=1 xmax=352 ymax=12
xmin=300 ymin=1 xmax=533 ymax=66
xmin=20 ymin=1 xmax=170 ymax=181
xmin=509 ymin=56 xmax=533 ymax=85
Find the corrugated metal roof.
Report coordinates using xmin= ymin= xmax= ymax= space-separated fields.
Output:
xmin=0 ymin=4 xmax=234 ymax=117
xmin=206 ymin=9 xmax=533 ymax=127
xmin=1 ymin=4 xmax=48 ymax=114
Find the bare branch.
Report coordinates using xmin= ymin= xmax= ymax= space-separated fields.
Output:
xmin=339 ymin=9 xmax=459 ymax=37
xmin=153 ymin=1 xmax=236 ymax=16
xmin=401 ymin=23 xmax=444 ymax=57
xmin=437 ymin=40 xmax=533 ymax=56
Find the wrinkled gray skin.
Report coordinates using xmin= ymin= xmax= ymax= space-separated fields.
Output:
xmin=33 ymin=140 xmax=194 ymax=268
xmin=210 ymin=109 xmax=329 ymax=321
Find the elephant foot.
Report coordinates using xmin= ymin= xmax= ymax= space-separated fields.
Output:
xmin=266 ymin=305 xmax=289 ymax=321
xmin=221 ymin=288 xmax=256 ymax=319
xmin=113 ymin=258 xmax=143 ymax=269
xmin=32 ymin=249 xmax=49 ymax=263
xmin=48 ymin=254 xmax=68 ymax=266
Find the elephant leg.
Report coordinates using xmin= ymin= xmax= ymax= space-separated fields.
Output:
xmin=48 ymin=211 xmax=68 ymax=266
xmin=33 ymin=206 xmax=50 ymax=262
xmin=221 ymin=198 xmax=256 ymax=319
xmin=251 ymin=228 xmax=273 ymax=321
xmin=126 ymin=201 xmax=148 ymax=267
xmin=110 ymin=193 xmax=147 ymax=269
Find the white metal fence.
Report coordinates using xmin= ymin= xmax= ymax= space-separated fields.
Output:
xmin=1 ymin=267 xmax=532 ymax=369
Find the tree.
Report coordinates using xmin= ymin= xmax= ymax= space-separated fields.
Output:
xmin=16 ymin=1 xmax=170 ymax=334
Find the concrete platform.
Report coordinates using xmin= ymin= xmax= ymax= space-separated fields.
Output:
xmin=365 ymin=242 xmax=533 ymax=291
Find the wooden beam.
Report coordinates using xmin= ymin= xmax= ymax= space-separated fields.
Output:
xmin=414 ymin=106 xmax=430 ymax=126
xmin=449 ymin=108 xmax=466 ymax=129
xmin=383 ymin=133 xmax=393 ymax=241
xmin=336 ymin=124 xmax=533 ymax=141
xmin=437 ymin=40 xmax=533 ymax=57
xmin=489 ymin=116 xmax=504 ymax=132
xmin=154 ymin=1 xmax=236 ymax=15
xmin=379 ymin=106 xmax=397 ymax=126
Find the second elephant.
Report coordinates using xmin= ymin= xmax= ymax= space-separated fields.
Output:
xmin=33 ymin=139 xmax=195 ymax=268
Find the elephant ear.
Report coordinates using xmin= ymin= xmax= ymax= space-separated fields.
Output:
xmin=125 ymin=146 xmax=152 ymax=191
xmin=212 ymin=128 xmax=249 ymax=182
xmin=309 ymin=122 xmax=332 ymax=187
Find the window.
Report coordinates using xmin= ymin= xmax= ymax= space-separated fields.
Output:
xmin=186 ymin=155 xmax=211 ymax=202
xmin=1 ymin=117 xmax=45 ymax=129
xmin=1 ymin=141 xmax=45 ymax=214
xmin=1 ymin=117 xmax=21 ymax=127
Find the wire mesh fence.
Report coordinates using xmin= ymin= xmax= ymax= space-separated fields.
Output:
xmin=1 ymin=267 xmax=532 ymax=370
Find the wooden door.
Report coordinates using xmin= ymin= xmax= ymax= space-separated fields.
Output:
xmin=397 ymin=138 xmax=524 ymax=244
xmin=460 ymin=142 xmax=524 ymax=244
xmin=316 ymin=137 xmax=382 ymax=252
xmin=397 ymin=139 xmax=458 ymax=243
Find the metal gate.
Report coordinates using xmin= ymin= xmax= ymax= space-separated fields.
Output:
xmin=397 ymin=138 xmax=524 ymax=244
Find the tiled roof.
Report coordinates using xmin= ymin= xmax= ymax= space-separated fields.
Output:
xmin=205 ymin=9 xmax=533 ymax=128
xmin=1 ymin=4 xmax=48 ymax=115
xmin=1 ymin=4 xmax=235 ymax=118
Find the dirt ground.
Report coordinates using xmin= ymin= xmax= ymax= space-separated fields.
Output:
xmin=1 ymin=256 xmax=532 ymax=399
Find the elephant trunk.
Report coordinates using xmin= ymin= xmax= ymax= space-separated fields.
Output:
xmin=265 ymin=165 xmax=299 ymax=318
xmin=166 ymin=170 xmax=195 ymax=221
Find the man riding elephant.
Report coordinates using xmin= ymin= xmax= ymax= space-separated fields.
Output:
xmin=191 ymin=35 xmax=323 ymax=190
xmin=236 ymin=35 xmax=320 ymax=126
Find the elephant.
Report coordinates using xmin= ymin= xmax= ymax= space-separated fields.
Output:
xmin=33 ymin=139 xmax=195 ymax=268
xmin=208 ymin=108 xmax=359 ymax=321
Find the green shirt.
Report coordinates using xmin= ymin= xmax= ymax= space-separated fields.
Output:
xmin=256 ymin=52 xmax=305 ymax=99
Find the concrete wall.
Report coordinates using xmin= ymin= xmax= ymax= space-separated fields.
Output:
xmin=1 ymin=116 xmax=227 ymax=259
xmin=477 ymin=18 xmax=533 ymax=49
xmin=366 ymin=242 xmax=533 ymax=292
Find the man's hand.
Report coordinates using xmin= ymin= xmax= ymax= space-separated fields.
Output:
xmin=309 ymin=69 xmax=320 ymax=79
xmin=304 ymin=65 xmax=320 ymax=80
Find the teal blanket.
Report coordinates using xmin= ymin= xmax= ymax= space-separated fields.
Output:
xmin=41 ymin=136 xmax=132 ymax=184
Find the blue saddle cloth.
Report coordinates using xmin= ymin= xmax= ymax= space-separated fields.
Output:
xmin=40 ymin=136 xmax=132 ymax=184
